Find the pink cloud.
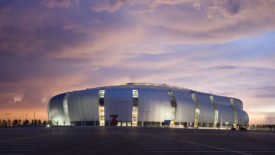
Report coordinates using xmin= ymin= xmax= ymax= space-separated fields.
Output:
xmin=41 ymin=0 xmax=71 ymax=8
xmin=91 ymin=0 xmax=127 ymax=12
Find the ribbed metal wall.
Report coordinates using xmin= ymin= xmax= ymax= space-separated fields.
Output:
xmin=48 ymin=93 xmax=66 ymax=125
xmin=79 ymin=89 xmax=99 ymax=121
xmin=138 ymin=88 xmax=171 ymax=122
xmin=67 ymin=89 xmax=99 ymax=122
xmin=173 ymin=90 xmax=195 ymax=123
xmin=233 ymin=99 xmax=243 ymax=109
xmin=196 ymin=93 xmax=215 ymax=124
xmin=214 ymin=96 xmax=235 ymax=124
xmin=48 ymin=84 xmax=249 ymax=127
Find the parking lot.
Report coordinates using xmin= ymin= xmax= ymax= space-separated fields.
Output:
xmin=0 ymin=127 xmax=274 ymax=155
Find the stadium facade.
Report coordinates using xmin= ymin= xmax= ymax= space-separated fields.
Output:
xmin=48 ymin=83 xmax=249 ymax=128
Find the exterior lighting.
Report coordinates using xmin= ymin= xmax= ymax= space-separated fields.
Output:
xmin=132 ymin=89 xmax=138 ymax=127
xmin=132 ymin=89 xmax=138 ymax=98
xmin=99 ymin=90 xmax=105 ymax=98
xmin=99 ymin=89 xmax=105 ymax=126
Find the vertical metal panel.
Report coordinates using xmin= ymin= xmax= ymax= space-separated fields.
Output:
xmin=243 ymin=111 xmax=249 ymax=125
xmin=168 ymin=90 xmax=177 ymax=126
xmin=214 ymin=96 xmax=234 ymax=124
xmin=237 ymin=109 xmax=249 ymax=125
xmin=104 ymin=88 xmax=132 ymax=122
xmin=68 ymin=89 xmax=99 ymax=121
xmin=68 ymin=90 xmax=84 ymax=121
xmin=191 ymin=93 xmax=200 ymax=127
xmin=48 ymin=93 xmax=66 ymax=125
xmin=173 ymin=90 xmax=196 ymax=123
xmin=210 ymin=95 xmax=218 ymax=127
xmin=63 ymin=93 xmax=70 ymax=125
xmin=234 ymin=99 xmax=243 ymax=109
xmin=138 ymin=89 xmax=171 ymax=122
xmin=195 ymin=93 xmax=215 ymax=124
xmin=81 ymin=89 xmax=99 ymax=121
xmin=230 ymin=98 xmax=238 ymax=125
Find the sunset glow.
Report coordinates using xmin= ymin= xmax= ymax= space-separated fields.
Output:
xmin=0 ymin=0 xmax=275 ymax=125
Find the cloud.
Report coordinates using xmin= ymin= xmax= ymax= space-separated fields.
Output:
xmin=90 ymin=0 xmax=198 ymax=13
xmin=224 ymin=0 xmax=244 ymax=15
xmin=41 ymin=0 xmax=71 ymax=8
xmin=253 ymin=86 xmax=275 ymax=98
xmin=205 ymin=0 xmax=245 ymax=18
xmin=13 ymin=93 xmax=24 ymax=103
xmin=0 ymin=92 xmax=24 ymax=105
xmin=215 ymin=65 xmax=236 ymax=70
xmin=91 ymin=0 xmax=127 ymax=12
xmin=128 ymin=0 xmax=275 ymax=43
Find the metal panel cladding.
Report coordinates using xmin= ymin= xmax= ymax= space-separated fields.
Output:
xmin=104 ymin=88 xmax=132 ymax=122
xmin=233 ymin=99 xmax=243 ymax=109
xmin=214 ymin=96 xmax=234 ymax=124
xmin=80 ymin=89 xmax=99 ymax=121
xmin=67 ymin=89 xmax=99 ymax=121
xmin=68 ymin=90 xmax=84 ymax=121
xmin=48 ymin=93 xmax=66 ymax=125
xmin=195 ymin=93 xmax=215 ymax=123
xmin=48 ymin=83 xmax=249 ymax=127
xmin=173 ymin=90 xmax=195 ymax=123
xmin=138 ymin=88 xmax=171 ymax=122
xmin=68 ymin=89 xmax=98 ymax=121
xmin=237 ymin=109 xmax=249 ymax=125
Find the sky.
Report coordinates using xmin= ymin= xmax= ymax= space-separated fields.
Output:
xmin=0 ymin=0 xmax=275 ymax=124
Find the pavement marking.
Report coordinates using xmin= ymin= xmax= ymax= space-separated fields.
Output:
xmin=0 ymin=146 xmax=48 ymax=149
xmin=247 ymin=151 xmax=275 ymax=152
xmin=236 ymin=148 xmax=275 ymax=150
xmin=3 ymin=144 xmax=52 ymax=146
xmin=0 ymin=149 xmax=37 ymax=151
xmin=136 ymin=137 xmax=274 ymax=154
xmin=151 ymin=150 xmax=244 ymax=152
xmin=0 ymin=153 xmax=25 ymax=155
xmin=141 ymin=144 xmax=267 ymax=147
xmin=140 ymin=133 xmax=252 ymax=155
xmin=146 ymin=148 xmax=217 ymax=150
xmin=141 ymin=145 xmax=208 ymax=147
xmin=0 ymin=134 xmax=46 ymax=143
xmin=1 ymin=143 xmax=47 ymax=145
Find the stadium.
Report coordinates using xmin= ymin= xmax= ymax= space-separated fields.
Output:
xmin=48 ymin=83 xmax=249 ymax=129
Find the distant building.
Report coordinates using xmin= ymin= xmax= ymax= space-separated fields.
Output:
xmin=48 ymin=83 xmax=249 ymax=128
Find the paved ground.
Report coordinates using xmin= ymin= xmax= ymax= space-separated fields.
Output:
xmin=0 ymin=127 xmax=275 ymax=155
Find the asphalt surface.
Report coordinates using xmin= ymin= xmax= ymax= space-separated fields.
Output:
xmin=0 ymin=127 xmax=274 ymax=155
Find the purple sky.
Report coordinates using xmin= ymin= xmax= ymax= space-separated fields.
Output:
xmin=0 ymin=0 xmax=275 ymax=124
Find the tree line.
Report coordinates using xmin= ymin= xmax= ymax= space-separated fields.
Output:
xmin=249 ymin=124 xmax=275 ymax=130
xmin=0 ymin=119 xmax=51 ymax=127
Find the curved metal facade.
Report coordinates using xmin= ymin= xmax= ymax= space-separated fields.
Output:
xmin=48 ymin=83 xmax=249 ymax=128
